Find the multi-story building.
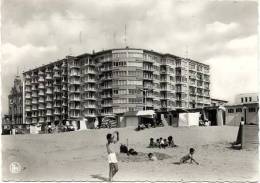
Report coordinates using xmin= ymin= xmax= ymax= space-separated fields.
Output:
xmin=8 ymin=75 xmax=23 ymax=124
xmin=22 ymin=48 xmax=211 ymax=125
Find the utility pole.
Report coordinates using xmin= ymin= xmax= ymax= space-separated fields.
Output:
xmin=124 ymin=24 xmax=127 ymax=47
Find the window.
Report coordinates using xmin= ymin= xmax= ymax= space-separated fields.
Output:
xmin=228 ymin=109 xmax=234 ymax=113
xmin=249 ymin=97 xmax=252 ymax=102
xmin=236 ymin=108 xmax=242 ymax=112
xmin=249 ymin=108 xmax=256 ymax=112
xmin=245 ymin=97 xmax=248 ymax=102
xmin=241 ymin=98 xmax=243 ymax=103
xmin=113 ymin=90 xmax=118 ymax=94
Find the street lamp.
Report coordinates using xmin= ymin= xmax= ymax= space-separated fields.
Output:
xmin=243 ymin=105 xmax=247 ymax=125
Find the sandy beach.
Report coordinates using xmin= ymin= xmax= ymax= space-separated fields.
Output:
xmin=2 ymin=126 xmax=258 ymax=181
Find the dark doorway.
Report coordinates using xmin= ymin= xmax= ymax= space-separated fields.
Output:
xmin=208 ymin=109 xmax=217 ymax=126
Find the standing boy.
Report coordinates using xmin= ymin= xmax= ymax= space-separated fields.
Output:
xmin=106 ymin=131 xmax=119 ymax=181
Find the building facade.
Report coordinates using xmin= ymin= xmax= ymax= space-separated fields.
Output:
xmin=22 ymin=48 xmax=211 ymax=125
xmin=235 ymin=93 xmax=259 ymax=104
xmin=225 ymin=93 xmax=259 ymax=126
xmin=8 ymin=75 xmax=23 ymax=124
xmin=210 ymin=98 xmax=228 ymax=107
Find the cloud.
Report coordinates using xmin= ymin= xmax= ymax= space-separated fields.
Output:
xmin=1 ymin=0 xmax=258 ymax=115
xmin=206 ymin=21 xmax=239 ymax=34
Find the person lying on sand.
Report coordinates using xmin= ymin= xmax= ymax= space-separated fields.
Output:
xmin=148 ymin=153 xmax=158 ymax=161
xmin=106 ymin=131 xmax=119 ymax=181
xmin=179 ymin=148 xmax=199 ymax=165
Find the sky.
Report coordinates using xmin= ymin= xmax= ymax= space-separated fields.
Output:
xmin=1 ymin=0 xmax=258 ymax=115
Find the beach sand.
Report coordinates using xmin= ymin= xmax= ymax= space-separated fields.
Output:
xmin=2 ymin=126 xmax=258 ymax=181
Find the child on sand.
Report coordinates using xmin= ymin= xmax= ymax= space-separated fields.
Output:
xmin=179 ymin=148 xmax=199 ymax=165
xmin=148 ymin=153 xmax=158 ymax=161
xmin=106 ymin=131 xmax=119 ymax=181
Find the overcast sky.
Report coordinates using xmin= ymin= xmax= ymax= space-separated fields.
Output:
xmin=1 ymin=0 xmax=258 ymax=115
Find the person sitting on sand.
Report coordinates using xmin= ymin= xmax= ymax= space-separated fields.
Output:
xmin=149 ymin=138 xmax=155 ymax=148
xmin=168 ymin=136 xmax=177 ymax=147
xmin=179 ymin=148 xmax=199 ymax=165
xmin=106 ymin=131 xmax=119 ymax=181
xmin=155 ymin=139 xmax=160 ymax=147
xmin=163 ymin=139 xmax=168 ymax=148
xmin=148 ymin=153 xmax=158 ymax=161
xmin=159 ymin=137 xmax=164 ymax=149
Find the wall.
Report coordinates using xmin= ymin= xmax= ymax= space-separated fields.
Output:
xmin=226 ymin=105 xmax=258 ymax=126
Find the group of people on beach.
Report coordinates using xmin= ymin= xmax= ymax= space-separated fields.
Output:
xmin=106 ymin=130 xmax=199 ymax=181
xmin=148 ymin=136 xmax=177 ymax=148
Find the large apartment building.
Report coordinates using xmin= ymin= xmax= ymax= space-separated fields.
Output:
xmin=23 ymin=48 xmax=210 ymax=124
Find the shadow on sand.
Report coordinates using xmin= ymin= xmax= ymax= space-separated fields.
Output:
xmin=173 ymin=162 xmax=181 ymax=165
xmin=226 ymin=145 xmax=242 ymax=150
xmin=91 ymin=174 xmax=109 ymax=181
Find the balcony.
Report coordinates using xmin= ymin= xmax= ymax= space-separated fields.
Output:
xmin=31 ymin=87 xmax=37 ymax=91
xmin=46 ymin=98 xmax=52 ymax=102
xmin=102 ymin=103 xmax=113 ymax=107
xmin=38 ymin=98 xmax=45 ymax=103
xmin=69 ymin=72 xmax=80 ymax=77
xmin=100 ymin=67 xmax=111 ymax=72
xmin=25 ymin=107 xmax=31 ymax=112
xmin=62 ymin=86 xmax=68 ymax=90
xmin=46 ymin=75 xmax=52 ymax=80
xmin=85 ymin=78 xmax=96 ymax=83
xmin=46 ymin=90 xmax=53 ymax=94
xmin=189 ymin=75 xmax=196 ymax=79
xmin=38 ymin=105 xmax=45 ymax=110
xmin=70 ymin=89 xmax=81 ymax=93
xmin=32 ymin=93 xmax=38 ymax=98
xmin=38 ymin=84 xmax=45 ymax=89
xmin=31 ymin=80 xmax=38 ymax=84
xmin=38 ymin=77 xmax=44 ymax=82
xmin=46 ymin=112 xmax=53 ymax=116
xmin=70 ymin=81 xmax=81 ymax=85
xmin=32 ymin=106 xmax=38 ymax=111
xmin=84 ymin=96 xmax=96 ymax=100
xmin=25 ymin=88 xmax=31 ymax=92
xmin=62 ymin=71 xmax=67 ymax=75
xmin=25 ymin=95 xmax=31 ymax=99
xmin=101 ymin=112 xmax=113 ymax=116
xmin=25 ymin=81 xmax=31 ymax=86
xmin=62 ymin=62 xmax=67 ymax=67
xmin=70 ymin=114 xmax=80 ymax=118
xmin=54 ymin=66 xmax=60 ymax=71
xmin=53 ymin=73 xmax=61 ymax=78
xmin=143 ymin=76 xmax=153 ymax=80
xmin=84 ymin=104 xmax=96 ymax=108
xmin=46 ymin=105 xmax=53 ymax=109
xmin=54 ymin=88 xmax=61 ymax=93
xmin=84 ymin=87 xmax=96 ymax=91
xmin=54 ymin=111 xmax=61 ymax=115
xmin=54 ymin=104 xmax=61 ymax=108
xmin=70 ymin=64 xmax=80 ymax=69
xmin=70 ymin=97 xmax=81 ymax=101
xmin=25 ymin=74 xmax=31 ymax=79
xmin=38 ymin=91 xmax=45 ymax=96
xmin=101 ymin=94 xmax=112 ymax=98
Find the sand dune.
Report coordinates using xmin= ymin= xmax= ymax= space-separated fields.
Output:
xmin=2 ymin=126 xmax=258 ymax=181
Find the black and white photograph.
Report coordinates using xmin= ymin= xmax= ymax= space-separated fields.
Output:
xmin=1 ymin=0 xmax=259 ymax=182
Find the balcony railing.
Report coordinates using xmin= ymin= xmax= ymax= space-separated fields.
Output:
xmin=70 ymin=97 xmax=81 ymax=101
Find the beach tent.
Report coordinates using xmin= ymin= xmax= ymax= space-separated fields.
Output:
xmin=136 ymin=110 xmax=155 ymax=118
xmin=178 ymin=112 xmax=200 ymax=127
xmin=79 ymin=118 xmax=87 ymax=130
